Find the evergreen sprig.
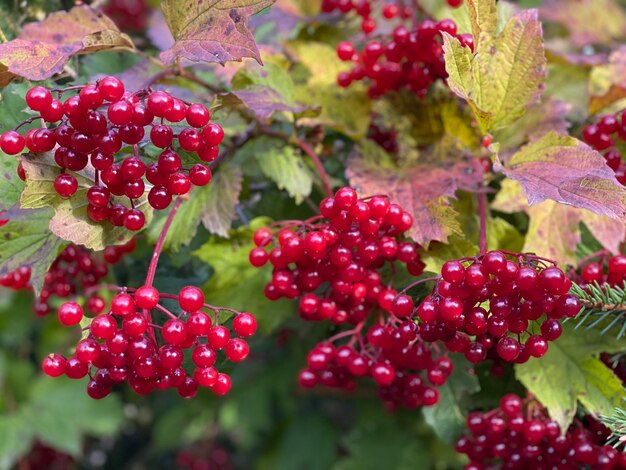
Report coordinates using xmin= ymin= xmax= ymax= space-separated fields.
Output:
xmin=600 ymin=406 xmax=626 ymax=450
xmin=570 ymin=282 xmax=626 ymax=339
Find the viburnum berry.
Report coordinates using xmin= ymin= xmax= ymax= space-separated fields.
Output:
xmin=42 ymin=353 xmax=67 ymax=377
xmin=9 ymin=77 xmax=227 ymax=229
xmin=58 ymin=301 xmax=83 ymax=326
xmin=455 ymin=395 xmax=622 ymax=469
xmin=413 ymin=250 xmax=579 ymax=365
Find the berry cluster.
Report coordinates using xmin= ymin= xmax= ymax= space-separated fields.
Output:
xmin=327 ymin=0 xmax=473 ymax=97
xmin=0 ymin=78 xmax=221 ymax=231
xmin=413 ymin=251 xmax=581 ymax=366
xmin=456 ymin=394 xmax=626 ymax=469
xmin=42 ymin=285 xmax=257 ymax=399
xmin=250 ymin=187 xmax=422 ymax=323
xmin=572 ymin=251 xmax=626 ymax=288
xmin=0 ymin=241 xmax=133 ymax=316
xmin=582 ymin=112 xmax=626 ymax=184
xmin=250 ymin=187 xmax=453 ymax=408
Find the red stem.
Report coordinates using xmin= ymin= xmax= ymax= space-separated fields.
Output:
xmin=144 ymin=197 xmax=184 ymax=288
xmin=293 ymin=137 xmax=333 ymax=198
xmin=478 ymin=191 xmax=488 ymax=255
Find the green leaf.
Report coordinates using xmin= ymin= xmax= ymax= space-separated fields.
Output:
xmin=0 ymin=206 xmax=66 ymax=295
xmin=0 ymin=155 xmax=22 ymax=211
xmin=422 ymin=358 xmax=480 ymax=444
xmin=0 ymin=82 xmax=32 ymax=131
xmin=515 ymin=323 xmax=626 ymax=430
xmin=200 ymin=163 xmax=243 ymax=238
xmin=19 ymin=153 xmax=151 ymax=250
xmin=244 ymin=136 xmax=313 ymax=203
xmin=443 ymin=1 xmax=546 ymax=133
xmin=290 ymin=41 xmax=371 ymax=138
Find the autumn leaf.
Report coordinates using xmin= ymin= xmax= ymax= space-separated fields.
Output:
xmin=492 ymin=179 xmax=625 ymax=265
xmin=19 ymin=153 xmax=151 ymax=251
xmin=160 ymin=0 xmax=275 ymax=66
xmin=0 ymin=5 xmax=134 ymax=84
xmin=495 ymin=132 xmax=626 ymax=219
xmin=589 ymin=46 xmax=626 ymax=115
xmin=443 ymin=0 xmax=546 ymax=134
xmin=346 ymin=143 xmax=483 ymax=246
xmin=540 ymin=0 xmax=626 ymax=48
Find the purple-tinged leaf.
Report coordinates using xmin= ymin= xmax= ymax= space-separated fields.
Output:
xmin=160 ymin=0 xmax=276 ymax=66
xmin=230 ymin=85 xmax=313 ymax=122
xmin=495 ymin=132 xmax=626 ymax=219
xmin=0 ymin=6 xmax=134 ymax=84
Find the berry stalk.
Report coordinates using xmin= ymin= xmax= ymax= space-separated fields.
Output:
xmin=144 ymin=196 xmax=184 ymax=288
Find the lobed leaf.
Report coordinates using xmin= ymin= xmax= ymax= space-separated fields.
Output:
xmin=589 ymin=46 xmax=626 ymax=115
xmin=443 ymin=3 xmax=546 ymax=133
xmin=160 ymin=0 xmax=275 ymax=66
xmin=493 ymin=179 xmax=625 ymax=265
xmin=495 ymin=132 xmax=626 ymax=219
xmin=0 ymin=5 xmax=134 ymax=83
xmin=346 ymin=149 xmax=483 ymax=246
xmin=515 ymin=324 xmax=626 ymax=430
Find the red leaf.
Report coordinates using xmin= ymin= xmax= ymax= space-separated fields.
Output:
xmin=346 ymin=153 xmax=483 ymax=246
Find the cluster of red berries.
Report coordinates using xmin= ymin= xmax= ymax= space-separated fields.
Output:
xmin=250 ymin=187 xmax=453 ymax=408
xmin=42 ymin=285 xmax=257 ymax=399
xmin=0 ymin=241 xmax=133 ymax=316
xmin=582 ymin=113 xmax=626 ymax=184
xmin=328 ymin=1 xmax=472 ymax=97
xmin=102 ymin=0 xmax=149 ymax=32
xmin=456 ymin=394 xmax=626 ymax=469
xmin=572 ymin=252 xmax=626 ymax=288
xmin=249 ymin=187 xmax=422 ymax=324
xmin=299 ymin=327 xmax=452 ymax=410
xmin=0 ymin=77 xmax=221 ymax=231
xmin=412 ymin=251 xmax=581 ymax=366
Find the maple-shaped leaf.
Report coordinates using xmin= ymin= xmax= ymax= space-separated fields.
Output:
xmin=540 ymin=0 xmax=626 ymax=48
xmin=492 ymin=179 xmax=625 ymax=265
xmin=442 ymin=0 xmax=546 ymax=134
xmin=0 ymin=206 xmax=67 ymax=296
xmin=0 ymin=5 xmax=134 ymax=84
xmin=159 ymin=0 xmax=275 ymax=66
xmin=346 ymin=143 xmax=483 ymax=246
xmin=515 ymin=323 xmax=625 ymax=431
xmin=495 ymin=132 xmax=626 ymax=219
xmin=19 ymin=153 xmax=152 ymax=251
xmin=589 ymin=46 xmax=626 ymax=115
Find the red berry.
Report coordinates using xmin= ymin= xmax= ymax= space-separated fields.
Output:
xmin=53 ymin=173 xmax=78 ymax=198
xmin=211 ymin=373 xmax=231 ymax=395
xmin=97 ymin=76 xmax=125 ymax=101
xmin=202 ymin=123 xmax=224 ymax=146
xmin=233 ymin=312 xmax=257 ymax=337
xmin=134 ymin=285 xmax=160 ymax=309
xmin=1 ymin=131 xmax=25 ymax=155
xmin=42 ymin=353 xmax=67 ymax=377
xmin=26 ymin=86 xmax=52 ymax=111
xmin=225 ymin=338 xmax=249 ymax=362
xmin=57 ymin=302 xmax=83 ymax=326
xmin=178 ymin=286 xmax=204 ymax=312
xmin=186 ymin=103 xmax=210 ymax=128
xmin=147 ymin=91 xmax=173 ymax=117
